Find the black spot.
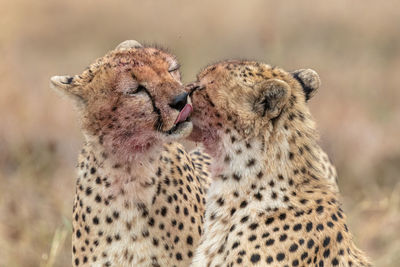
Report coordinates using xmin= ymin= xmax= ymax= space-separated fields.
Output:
xmin=323 ymin=249 xmax=330 ymax=258
xmin=332 ymin=258 xmax=339 ymax=266
xmin=232 ymin=241 xmax=240 ymax=249
xmin=85 ymin=187 xmax=92 ymax=196
xmin=254 ymin=192 xmax=262 ymax=200
xmin=176 ymin=253 xmax=183 ymax=261
xmin=249 ymin=223 xmax=259 ymax=230
xmin=289 ymin=243 xmax=298 ymax=252
xmin=265 ymin=239 xmax=275 ymax=246
xmin=265 ymin=217 xmax=274 ymax=225
xmin=240 ymin=216 xmax=249 ymax=223
xmin=247 ymin=158 xmax=256 ymax=167
xmin=279 ymin=213 xmax=286 ymax=220
xmin=174 ymin=236 xmax=179 ymax=243
xmin=152 ymin=238 xmax=159 ymax=246
xmin=185 ymin=235 xmax=193 ymax=245
xmin=307 ymin=239 xmax=314 ymax=249
xmin=300 ymin=199 xmax=308 ymax=204
xmin=184 ymin=207 xmax=189 ymax=216
xmin=90 ymin=167 xmax=96 ymax=174
xmin=248 ymin=235 xmax=256 ymax=241
xmin=160 ymin=207 xmax=168 ymax=216
xmin=276 ymin=253 xmax=285 ymax=261
xmin=233 ymin=173 xmax=241 ymax=181
xmin=250 ymin=254 xmax=260 ymax=263
xmin=266 ymin=256 xmax=273 ymax=263
xmin=316 ymin=205 xmax=324 ymax=214
xmin=306 ymin=222 xmax=313 ymax=232
xmin=230 ymin=208 xmax=237 ymax=216
xmin=293 ymin=223 xmax=302 ymax=231
xmin=323 ymin=237 xmax=330 ymax=247
xmin=337 ymin=232 xmax=343 ymax=243
xmin=240 ymin=200 xmax=248 ymax=208
xmin=279 ymin=234 xmax=287 ymax=242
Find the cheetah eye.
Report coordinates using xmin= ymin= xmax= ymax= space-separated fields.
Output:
xmin=168 ymin=64 xmax=181 ymax=81
xmin=168 ymin=63 xmax=180 ymax=73
xmin=125 ymin=85 xmax=147 ymax=96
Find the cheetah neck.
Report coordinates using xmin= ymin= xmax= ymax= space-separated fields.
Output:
xmin=78 ymin=138 xmax=163 ymax=204
xmin=208 ymin=124 xmax=333 ymax=211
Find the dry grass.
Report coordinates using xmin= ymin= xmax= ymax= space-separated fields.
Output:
xmin=0 ymin=0 xmax=399 ymax=266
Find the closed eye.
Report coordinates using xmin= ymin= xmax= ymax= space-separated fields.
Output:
xmin=168 ymin=63 xmax=180 ymax=73
xmin=169 ymin=64 xmax=181 ymax=81
xmin=125 ymin=85 xmax=147 ymax=96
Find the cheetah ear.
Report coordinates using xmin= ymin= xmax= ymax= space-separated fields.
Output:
xmin=291 ymin=69 xmax=321 ymax=101
xmin=50 ymin=75 xmax=86 ymax=105
xmin=115 ymin=40 xmax=143 ymax=51
xmin=254 ymin=79 xmax=291 ymax=119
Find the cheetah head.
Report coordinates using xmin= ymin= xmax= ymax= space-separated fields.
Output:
xmin=187 ymin=60 xmax=320 ymax=155
xmin=51 ymin=40 xmax=193 ymax=157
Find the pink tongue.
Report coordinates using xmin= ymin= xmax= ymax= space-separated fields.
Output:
xmin=174 ymin=104 xmax=193 ymax=124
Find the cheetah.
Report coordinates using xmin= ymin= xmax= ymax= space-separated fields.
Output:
xmin=187 ymin=60 xmax=371 ymax=266
xmin=50 ymin=40 xmax=210 ymax=267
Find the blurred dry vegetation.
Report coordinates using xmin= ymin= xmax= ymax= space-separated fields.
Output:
xmin=0 ymin=0 xmax=399 ymax=266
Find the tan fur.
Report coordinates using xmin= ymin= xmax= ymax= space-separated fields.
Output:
xmin=51 ymin=41 xmax=211 ymax=267
xmin=188 ymin=61 xmax=370 ymax=266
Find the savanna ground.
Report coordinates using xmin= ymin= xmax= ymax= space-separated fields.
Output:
xmin=0 ymin=1 xmax=399 ymax=266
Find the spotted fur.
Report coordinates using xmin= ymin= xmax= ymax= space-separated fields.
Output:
xmin=188 ymin=60 xmax=371 ymax=267
xmin=51 ymin=41 xmax=211 ymax=267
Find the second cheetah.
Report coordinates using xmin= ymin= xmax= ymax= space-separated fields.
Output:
xmin=187 ymin=60 xmax=371 ymax=266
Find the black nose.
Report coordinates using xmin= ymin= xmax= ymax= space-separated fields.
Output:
xmin=169 ymin=92 xmax=188 ymax=111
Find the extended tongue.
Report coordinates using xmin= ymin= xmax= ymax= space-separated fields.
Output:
xmin=174 ymin=104 xmax=193 ymax=124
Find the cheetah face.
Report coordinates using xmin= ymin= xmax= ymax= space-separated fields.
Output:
xmin=187 ymin=60 xmax=320 ymax=153
xmin=51 ymin=40 xmax=193 ymax=155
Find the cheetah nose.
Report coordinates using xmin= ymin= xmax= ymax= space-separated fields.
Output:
xmin=169 ymin=92 xmax=189 ymax=111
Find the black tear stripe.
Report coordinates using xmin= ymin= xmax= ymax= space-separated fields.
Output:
xmin=141 ymin=86 xmax=163 ymax=130
xmin=292 ymin=72 xmax=313 ymax=101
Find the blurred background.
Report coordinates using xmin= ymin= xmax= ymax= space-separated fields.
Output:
xmin=1 ymin=0 xmax=399 ymax=266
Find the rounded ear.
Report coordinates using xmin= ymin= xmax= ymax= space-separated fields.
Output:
xmin=254 ymin=79 xmax=291 ymax=119
xmin=50 ymin=75 xmax=86 ymax=104
xmin=291 ymin=69 xmax=321 ymax=101
xmin=115 ymin=40 xmax=143 ymax=51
